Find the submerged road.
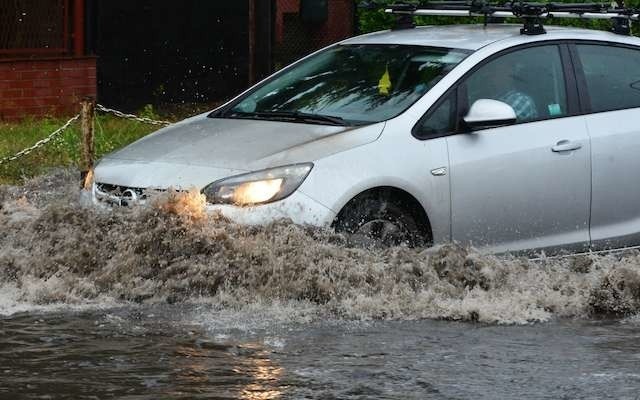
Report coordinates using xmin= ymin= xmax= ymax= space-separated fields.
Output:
xmin=1 ymin=308 xmax=639 ymax=399
xmin=1 ymin=170 xmax=639 ymax=399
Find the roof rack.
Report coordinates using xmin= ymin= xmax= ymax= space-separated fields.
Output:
xmin=383 ymin=1 xmax=640 ymax=35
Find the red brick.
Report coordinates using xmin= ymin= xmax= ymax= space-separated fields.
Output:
xmin=32 ymin=97 xmax=62 ymax=107
xmin=14 ymin=63 xmax=36 ymax=72
xmin=0 ymin=71 xmax=21 ymax=80
xmin=62 ymin=58 xmax=96 ymax=69
xmin=0 ymin=98 xmax=17 ymax=108
xmin=61 ymin=64 xmax=85 ymax=71
xmin=9 ymin=80 xmax=33 ymax=89
xmin=32 ymin=80 xmax=52 ymax=88
xmin=2 ymin=88 xmax=22 ymax=98
xmin=11 ymin=98 xmax=36 ymax=108
xmin=20 ymin=88 xmax=34 ymax=97
xmin=1 ymin=108 xmax=23 ymax=118
xmin=71 ymin=87 xmax=97 ymax=96
xmin=23 ymin=87 xmax=58 ymax=98
xmin=1 ymin=57 xmax=97 ymax=120
xmin=0 ymin=63 xmax=17 ymax=72
xmin=47 ymin=70 xmax=63 ymax=80
xmin=71 ymin=71 xmax=92 ymax=80
xmin=19 ymin=106 xmax=41 ymax=114
xmin=61 ymin=78 xmax=91 ymax=87
xmin=20 ymin=70 xmax=52 ymax=80
xmin=33 ymin=62 xmax=59 ymax=70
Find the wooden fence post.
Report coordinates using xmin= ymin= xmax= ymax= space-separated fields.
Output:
xmin=80 ymin=97 xmax=95 ymax=189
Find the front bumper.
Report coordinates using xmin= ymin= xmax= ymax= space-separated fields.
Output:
xmin=92 ymin=182 xmax=336 ymax=227
xmin=205 ymin=190 xmax=336 ymax=226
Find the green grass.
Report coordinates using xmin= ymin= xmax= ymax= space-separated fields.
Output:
xmin=0 ymin=115 xmax=162 ymax=185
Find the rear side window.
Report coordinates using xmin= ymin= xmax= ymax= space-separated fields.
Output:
xmin=576 ymin=44 xmax=640 ymax=113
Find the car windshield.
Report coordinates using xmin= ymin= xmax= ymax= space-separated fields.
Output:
xmin=219 ymin=44 xmax=469 ymax=125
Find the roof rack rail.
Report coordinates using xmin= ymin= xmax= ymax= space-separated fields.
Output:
xmin=384 ymin=1 xmax=640 ymax=35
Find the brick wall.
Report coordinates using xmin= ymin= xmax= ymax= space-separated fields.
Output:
xmin=0 ymin=57 xmax=97 ymax=121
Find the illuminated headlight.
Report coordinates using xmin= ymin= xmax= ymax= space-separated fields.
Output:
xmin=202 ymin=163 xmax=313 ymax=206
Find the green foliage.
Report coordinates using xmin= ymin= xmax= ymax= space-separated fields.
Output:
xmin=358 ymin=6 xmax=396 ymax=33
xmin=139 ymin=104 xmax=161 ymax=120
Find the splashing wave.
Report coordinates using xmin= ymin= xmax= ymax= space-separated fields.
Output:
xmin=1 ymin=170 xmax=640 ymax=324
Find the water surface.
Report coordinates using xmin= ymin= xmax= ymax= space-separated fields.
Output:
xmin=1 ymin=170 xmax=639 ymax=399
xmin=2 ymin=308 xmax=639 ymax=399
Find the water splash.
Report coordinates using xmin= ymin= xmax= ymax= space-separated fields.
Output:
xmin=1 ymin=170 xmax=640 ymax=325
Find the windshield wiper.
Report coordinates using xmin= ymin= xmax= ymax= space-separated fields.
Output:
xmin=225 ymin=110 xmax=349 ymax=126
xmin=262 ymin=111 xmax=347 ymax=126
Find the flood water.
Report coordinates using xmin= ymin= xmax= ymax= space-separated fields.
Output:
xmin=1 ymin=170 xmax=640 ymax=399
xmin=2 ymin=308 xmax=640 ymax=400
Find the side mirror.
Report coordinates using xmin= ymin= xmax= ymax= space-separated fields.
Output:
xmin=463 ymin=99 xmax=517 ymax=131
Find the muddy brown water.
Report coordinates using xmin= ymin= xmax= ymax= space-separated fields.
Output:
xmin=1 ymin=170 xmax=639 ymax=399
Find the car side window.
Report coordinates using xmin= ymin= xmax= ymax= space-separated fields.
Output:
xmin=415 ymin=94 xmax=455 ymax=138
xmin=576 ymin=44 xmax=640 ymax=113
xmin=463 ymin=45 xmax=568 ymax=123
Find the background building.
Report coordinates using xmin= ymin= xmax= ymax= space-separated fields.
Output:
xmin=0 ymin=0 xmax=96 ymax=120
xmin=0 ymin=0 xmax=356 ymax=120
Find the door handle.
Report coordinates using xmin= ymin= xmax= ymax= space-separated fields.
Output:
xmin=551 ymin=140 xmax=582 ymax=153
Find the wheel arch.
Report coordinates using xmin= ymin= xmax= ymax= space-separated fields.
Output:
xmin=331 ymin=186 xmax=433 ymax=244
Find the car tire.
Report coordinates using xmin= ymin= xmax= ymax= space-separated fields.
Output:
xmin=334 ymin=191 xmax=430 ymax=248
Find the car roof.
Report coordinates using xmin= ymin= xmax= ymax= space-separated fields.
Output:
xmin=342 ymin=24 xmax=640 ymax=51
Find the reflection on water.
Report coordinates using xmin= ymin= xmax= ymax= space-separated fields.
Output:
xmin=167 ymin=342 xmax=284 ymax=400
xmin=0 ymin=307 xmax=292 ymax=399
xmin=239 ymin=351 xmax=284 ymax=400
xmin=1 ymin=171 xmax=640 ymax=398
xmin=1 ymin=309 xmax=639 ymax=399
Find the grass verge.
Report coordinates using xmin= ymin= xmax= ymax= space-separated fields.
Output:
xmin=0 ymin=115 xmax=162 ymax=185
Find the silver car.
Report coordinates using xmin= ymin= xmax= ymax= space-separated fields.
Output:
xmin=93 ymin=24 xmax=640 ymax=255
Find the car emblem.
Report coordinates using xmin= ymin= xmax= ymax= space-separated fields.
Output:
xmin=121 ymin=189 xmax=138 ymax=206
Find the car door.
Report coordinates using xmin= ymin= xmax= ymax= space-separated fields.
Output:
xmin=443 ymin=44 xmax=591 ymax=254
xmin=572 ymin=43 xmax=640 ymax=250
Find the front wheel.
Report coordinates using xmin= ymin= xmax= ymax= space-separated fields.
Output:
xmin=334 ymin=191 xmax=431 ymax=248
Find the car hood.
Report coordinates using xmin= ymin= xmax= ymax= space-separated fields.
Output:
xmin=95 ymin=114 xmax=385 ymax=189
xmin=104 ymin=115 xmax=384 ymax=169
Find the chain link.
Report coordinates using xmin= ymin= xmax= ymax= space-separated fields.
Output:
xmin=1 ymin=104 xmax=170 ymax=167
xmin=0 ymin=114 xmax=80 ymax=166
xmin=96 ymin=104 xmax=172 ymax=126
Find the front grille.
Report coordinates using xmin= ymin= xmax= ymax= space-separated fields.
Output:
xmin=94 ymin=183 xmax=149 ymax=206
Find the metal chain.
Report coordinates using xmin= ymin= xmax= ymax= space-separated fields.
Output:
xmin=0 ymin=114 xmax=80 ymax=166
xmin=1 ymin=104 xmax=169 ymax=167
xmin=96 ymin=104 xmax=172 ymax=126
